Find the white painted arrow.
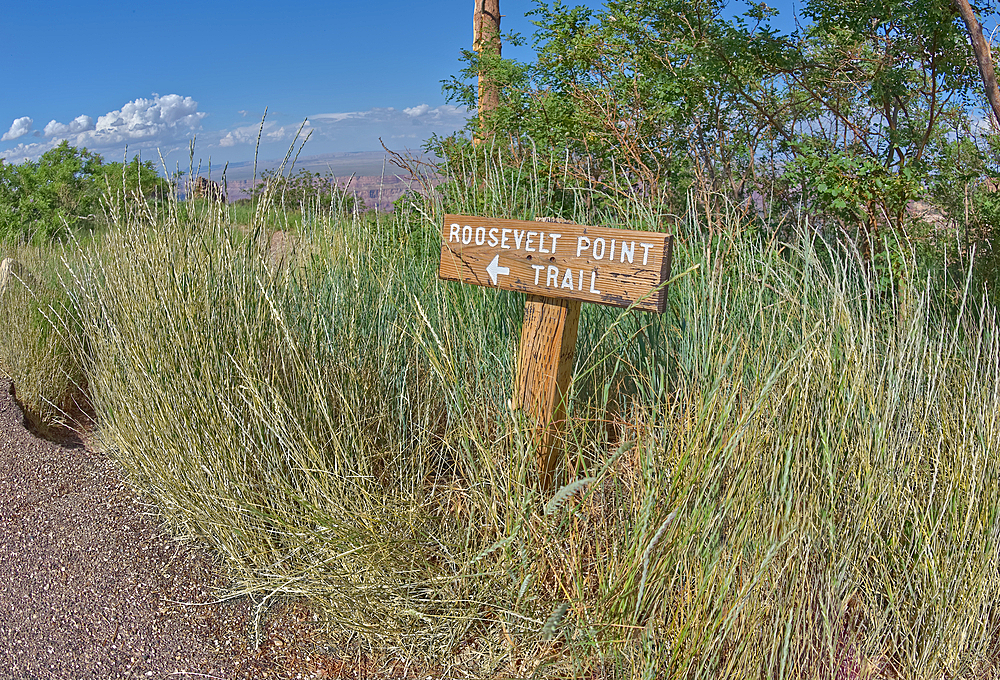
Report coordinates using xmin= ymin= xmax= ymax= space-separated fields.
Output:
xmin=486 ymin=254 xmax=509 ymax=286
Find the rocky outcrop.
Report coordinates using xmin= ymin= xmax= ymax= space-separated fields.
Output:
xmin=906 ymin=200 xmax=953 ymax=231
xmin=190 ymin=176 xmax=227 ymax=203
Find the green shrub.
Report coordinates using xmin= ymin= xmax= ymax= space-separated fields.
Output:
xmin=249 ymin=168 xmax=359 ymax=217
xmin=0 ymin=141 xmax=167 ymax=244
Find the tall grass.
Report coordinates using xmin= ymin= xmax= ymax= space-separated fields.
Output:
xmin=0 ymin=241 xmax=89 ymax=437
xmin=13 ymin=148 xmax=1000 ymax=676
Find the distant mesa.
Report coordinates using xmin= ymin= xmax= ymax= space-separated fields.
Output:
xmin=215 ymin=150 xmax=443 ymax=210
xmin=224 ymin=174 xmax=441 ymax=211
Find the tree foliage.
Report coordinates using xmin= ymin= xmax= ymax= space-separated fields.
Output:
xmin=0 ymin=141 xmax=167 ymax=243
xmin=441 ymin=0 xmax=1000 ymax=246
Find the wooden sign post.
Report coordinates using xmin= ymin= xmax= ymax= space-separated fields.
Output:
xmin=439 ymin=214 xmax=673 ymax=489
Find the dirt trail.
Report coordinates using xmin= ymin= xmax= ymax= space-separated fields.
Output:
xmin=0 ymin=380 xmax=347 ymax=679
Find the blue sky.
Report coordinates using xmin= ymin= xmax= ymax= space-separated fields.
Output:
xmin=0 ymin=1 xmax=799 ymax=171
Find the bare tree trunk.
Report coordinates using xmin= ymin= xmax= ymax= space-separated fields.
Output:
xmin=473 ymin=0 xmax=501 ymax=140
xmin=953 ymin=0 xmax=1000 ymax=129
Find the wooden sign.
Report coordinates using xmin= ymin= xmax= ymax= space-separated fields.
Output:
xmin=438 ymin=214 xmax=673 ymax=491
xmin=439 ymin=215 xmax=673 ymax=313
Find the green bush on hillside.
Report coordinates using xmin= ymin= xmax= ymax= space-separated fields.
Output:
xmin=0 ymin=141 xmax=168 ymax=243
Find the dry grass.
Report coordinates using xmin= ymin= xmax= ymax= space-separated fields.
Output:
xmin=0 ymin=243 xmax=89 ymax=437
xmin=5 ymin=148 xmax=1000 ymax=677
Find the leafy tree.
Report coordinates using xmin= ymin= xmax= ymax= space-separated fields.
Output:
xmin=0 ymin=142 xmax=105 ymax=241
xmin=100 ymin=155 xmax=168 ymax=202
xmin=953 ymin=0 xmax=1000 ymax=128
xmin=771 ymin=0 xmax=993 ymax=248
xmin=442 ymin=0 xmax=1000 ymax=244
xmin=442 ymin=0 xmax=794 ymax=216
xmin=0 ymin=141 xmax=168 ymax=242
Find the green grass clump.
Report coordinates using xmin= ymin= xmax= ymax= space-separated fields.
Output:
xmin=10 ymin=148 xmax=1000 ymax=677
xmin=0 ymin=243 xmax=88 ymax=436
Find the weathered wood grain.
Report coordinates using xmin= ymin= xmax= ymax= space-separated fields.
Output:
xmin=439 ymin=214 xmax=672 ymax=313
xmin=512 ymin=295 xmax=581 ymax=490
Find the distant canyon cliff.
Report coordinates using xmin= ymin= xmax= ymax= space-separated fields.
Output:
xmin=225 ymin=173 xmax=440 ymax=210
xmin=209 ymin=150 xmax=444 ymax=210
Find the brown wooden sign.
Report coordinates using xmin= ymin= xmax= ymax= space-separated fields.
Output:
xmin=437 ymin=213 xmax=674 ymax=492
xmin=439 ymin=214 xmax=673 ymax=313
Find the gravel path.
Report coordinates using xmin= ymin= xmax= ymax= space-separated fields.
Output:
xmin=0 ymin=381 xmax=351 ymax=679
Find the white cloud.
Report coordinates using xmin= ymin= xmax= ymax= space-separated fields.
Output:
xmin=272 ymin=105 xmax=470 ymax=152
xmin=267 ymin=125 xmax=290 ymax=140
xmin=217 ymin=120 xmax=309 ymax=148
xmin=0 ymin=139 xmax=57 ymax=163
xmin=43 ymin=115 xmax=95 ymax=137
xmin=403 ymin=104 xmax=465 ymax=120
xmin=0 ymin=95 xmax=206 ymax=162
xmin=308 ymin=105 xmax=468 ymax=129
xmin=219 ymin=125 xmax=257 ymax=147
xmin=2 ymin=117 xmax=33 ymax=142
xmin=970 ymin=112 xmax=996 ymax=136
xmin=87 ymin=94 xmax=205 ymax=144
xmin=2 ymin=99 xmax=470 ymax=163
xmin=404 ymin=104 xmax=431 ymax=117
xmin=310 ymin=111 xmax=367 ymax=123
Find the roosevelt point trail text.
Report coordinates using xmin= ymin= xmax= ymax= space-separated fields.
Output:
xmin=438 ymin=214 xmax=673 ymax=313
xmin=446 ymin=221 xmax=658 ymax=295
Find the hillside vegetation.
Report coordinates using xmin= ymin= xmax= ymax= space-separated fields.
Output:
xmin=0 ymin=145 xmax=997 ymax=676
xmin=446 ymin=0 xmax=1000 ymax=295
